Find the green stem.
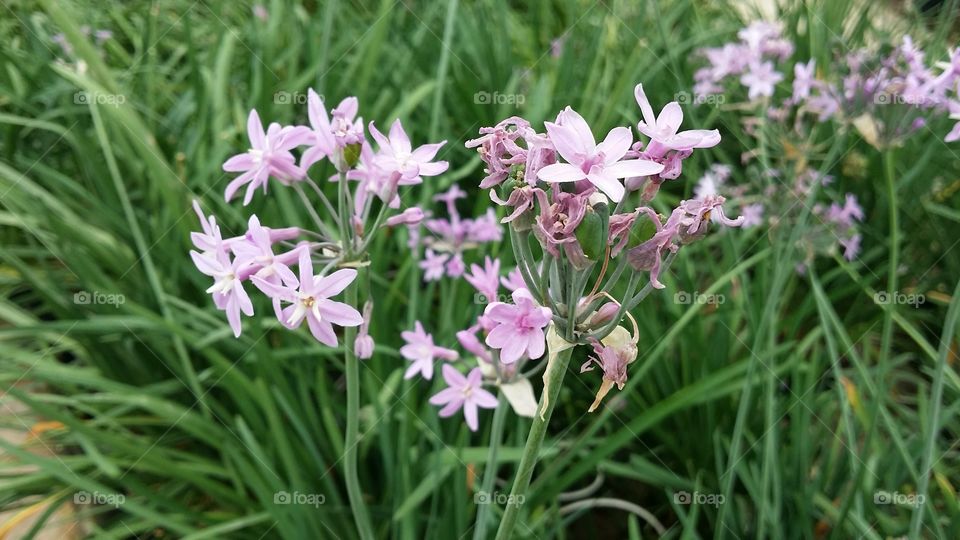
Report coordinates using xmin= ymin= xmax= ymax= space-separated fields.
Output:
xmin=343 ymin=282 xmax=374 ymax=540
xmin=472 ymin=392 xmax=508 ymax=540
xmin=880 ymin=149 xmax=898 ymax=381
xmin=495 ymin=347 xmax=575 ymax=540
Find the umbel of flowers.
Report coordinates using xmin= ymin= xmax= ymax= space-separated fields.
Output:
xmin=188 ymin=89 xmax=448 ymax=540
xmin=458 ymin=82 xmax=743 ymax=538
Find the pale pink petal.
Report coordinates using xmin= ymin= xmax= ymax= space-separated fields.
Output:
xmin=463 ymin=402 xmax=479 ymax=431
xmin=596 ymin=126 xmax=633 ymax=164
xmin=317 ymin=300 xmax=363 ymax=326
xmin=656 ymin=102 xmax=683 ymax=136
xmin=634 ymin=84 xmax=657 ymax=129
xmin=537 ymin=163 xmax=586 ymax=183
xmin=604 ymin=159 xmax=665 ymax=179
xmin=313 ymin=268 xmax=357 ymax=298
xmin=247 ymin=110 xmax=265 ymax=149
xmin=587 ymin=172 xmax=625 ymax=202
xmin=307 ymin=316 xmax=338 ymax=347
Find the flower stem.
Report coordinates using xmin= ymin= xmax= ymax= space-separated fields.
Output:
xmin=343 ymin=282 xmax=375 ymax=540
xmin=495 ymin=346 xmax=574 ymax=540
xmin=472 ymin=391 xmax=508 ymax=540
xmin=880 ymin=149 xmax=898 ymax=376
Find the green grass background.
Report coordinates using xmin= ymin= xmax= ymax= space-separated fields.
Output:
xmin=1 ymin=0 xmax=959 ymax=538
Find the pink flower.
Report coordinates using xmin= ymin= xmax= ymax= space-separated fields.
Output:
xmin=634 ymin=84 xmax=721 ymax=151
xmin=385 ymin=207 xmax=424 ymax=227
xmin=400 ymin=321 xmax=459 ymax=380
xmin=300 ymin=88 xmax=338 ymax=171
xmin=190 ymin=246 xmax=254 ymax=338
xmin=500 ymin=267 xmax=526 ymax=292
xmin=368 ymin=120 xmax=448 ymax=183
xmin=429 ymin=365 xmax=498 ymax=431
xmin=420 ymin=249 xmax=449 ymax=281
xmin=456 ymin=324 xmax=492 ymax=363
xmin=536 ymin=107 xmax=664 ymax=202
xmin=483 ymin=288 xmax=552 ymax=364
xmin=223 ymin=110 xmax=310 ymax=205
xmin=741 ymin=61 xmax=783 ymax=100
xmin=252 ymin=251 xmax=362 ymax=346
xmin=354 ymin=301 xmax=374 ymax=360
xmin=464 ymin=256 xmax=501 ymax=303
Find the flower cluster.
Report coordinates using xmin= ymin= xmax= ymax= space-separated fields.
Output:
xmin=416 ymin=185 xmax=502 ymax=280
xmin=463 ymin=82 xmax=742 ymax=411
xmin=191 ymin=91 xmax=448 ymax=349
xmin=695 ymin=23 xmax=960 ymax=146
xmin=404 ymin=259 xmax=547 ymax=431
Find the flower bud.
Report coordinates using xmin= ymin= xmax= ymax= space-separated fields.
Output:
xmin=385 ymin=207 xmax=424 ymax=227
xmin=574 ymin=201 xmax=609 ymax=262
xmin=342 ymin=142 xmax=362 ymax=170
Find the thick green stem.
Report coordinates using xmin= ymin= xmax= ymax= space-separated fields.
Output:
xmin=343 ymin=283 xmax=374 ymax=540
xmin=472 ymin=392 xmax=508 ymax=540
xmin=495 ymin=347 xmax=575 ymax=540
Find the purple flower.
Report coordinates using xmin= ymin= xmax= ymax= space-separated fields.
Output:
xmin=792 ymin=59 xmax=816 ymax=102
xmin=190 ymin=246 xmax=254 ymax=337
xmin=536 ymin=107 xmax=664 ymax=202
xmin=483 ymin=288 xmax=552 ymax=364
xmin=465 ymin=256 xmax=502 ymax=303
xmin=634 ymin=84 xmax=721 ymax=152
xmin=420 ymin=249 xmax=449 ymax=281
xmin=400 ymin=321 xmax=459 ymax=380
xmin=301 ymin=89 xmax=338 ymax=171
xmin=223 ymin=110 xmax=310 ymax=205
xmin=456 ymin=325 xmax=492 ymax=363
xmin=741 ymin=61 xmax=783 ymax=100
xmin=500 ymin=267 xmax=526 ymax=292
xmin=429 ymin=365 xmax=498 ymax=431
xmin=840 ymin=234 xmax=862 ymax=261
xmin=252 ymin=251 xmax=362 ymax=346
xmin=369 ymin=120 xmax=448 ymax=184
xmin=740 ymin=203 xmax=765 ymax=228
xmin=385 ymin=207 xmax=425 ymax=227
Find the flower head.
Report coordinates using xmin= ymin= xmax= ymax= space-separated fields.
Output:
xmin=400 ymin=321 xmax=459 ymax=380
xmin=251 ymin=251 xmax=362 ymax=346
xmin=465 ymin=256 xmax=502 ymax=303
xmin=536 ymin=107 xmax=664 ymax=202
xmin=223 ymin=110 xmax=310 ymax=205
xmin=429 ymin=365 xmax=498 ymax=431
xmin=634 ymin=84 xmax=721 ymax=152
xmin=483 ymin=288 xmax=552 ymax=364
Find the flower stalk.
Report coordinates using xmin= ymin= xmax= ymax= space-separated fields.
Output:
xmin=343 ymin=281 xmax=375 ymax=540
xmin=495 ymin=346 xmax=574 ymax=540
